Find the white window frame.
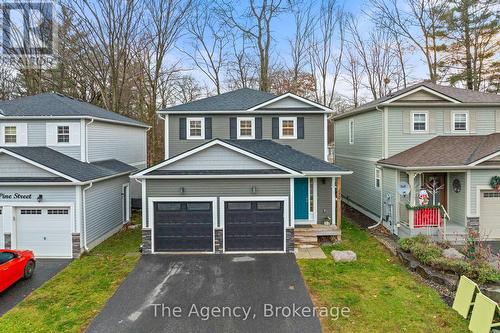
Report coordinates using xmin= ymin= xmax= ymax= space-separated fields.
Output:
xmin=452 ymin=111 xmax=469 ymax=133
xmin=348 ymin=119 xmax=354 ymax=144
xmin=4 ymin=126 xmax=17 ymax=144
xmin=186 ymin=117 xmax=205 ymax=140
xmin=279 ymin=117 xmax=297 ymax=139
xmin=46 ymin=123 xmax=80 ymax=146
xmin=375 ymin=167 xmax=382 ymax=189
xmin=411 ymin=111 xmax=429 ymax=133
xmin=57 ymin=125 xmax=71 ymax=143
xmin=237 ymin=117 xmax=255 ymax=139
xmin=0 ymin=123 xmax=28 ymax=146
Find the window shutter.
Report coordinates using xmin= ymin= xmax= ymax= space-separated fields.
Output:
xmin=402 ymin=111 xmax=410 ymax=134
xmin=469 ymin=111 xmax=476 ymax=133
xmin=444 ymin=111 xmax=451 ymax=133
xmin=272 ymin=117 xmax=279 ymax=139
xmin=429 ymin=112 xmax=436 ymax=134
xmin=229 ymin=117 xmax=236 ymax=139
xmin=297 ymin=117 xmax=305 ymax=139
xmin=255 ymin=117 xmax=262 ymax=139
xmin=17 ymin=123 xmax=28 ymax=146
xmin=496 ymin=110 xmax=500 ymax=132
xmin=179 ymin=118 xmax=186 ymax=140
xmin=46 ymin=123 xmax=58 ymax=145
xmin=205 ymin=117 xmax=212 ymax=139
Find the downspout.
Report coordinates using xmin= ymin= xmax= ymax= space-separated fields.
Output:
xmin=369 ymin=105 xmax=385 ymax=230
xmin=85 ymin=118 xmax=94 ymax=163
xmin=82 ymin=182 xmax=93 ymax=251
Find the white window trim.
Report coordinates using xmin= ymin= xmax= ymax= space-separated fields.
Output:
xmin=348 ymin=119 xmax=354 ymax=144
xmin=186 ymin=117 xmax=205 ymax=140
xmin=375 ymin=167 xmax=382 ymax=189
xmin=236 ymin=117 xmax=255 ymax=139
xmin=46 ymin=122 xmax=80 ymax=146
xmin=0 ymin=123 xmax=28 ymax=146
xmin=411 ymin=111 xmax=429 ymax=134
xmin=451 ymin=111 xmax=469 ymax=133
xmin=279 ymin=117 xmax=297 ymax=139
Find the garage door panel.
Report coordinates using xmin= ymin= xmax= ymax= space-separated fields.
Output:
xmin=153 ymin=201 xmax=213 ymax=252
xmin=480 ymin=192 xmax=500 ymax=240
xmin=225 ymin=200 xmax=284 ymax=252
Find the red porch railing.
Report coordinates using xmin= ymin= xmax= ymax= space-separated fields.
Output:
xmin=413 ymin=207 xmax=443 ymax=228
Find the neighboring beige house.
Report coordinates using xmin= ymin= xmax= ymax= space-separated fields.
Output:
xmin=334 ymin=81 xmax=500 ymax=242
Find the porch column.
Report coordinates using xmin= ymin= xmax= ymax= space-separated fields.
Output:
xmin=407 ymin=171 xmax=418 ymax=229
xmin=336 ymin=177 xmax=342 ymax=230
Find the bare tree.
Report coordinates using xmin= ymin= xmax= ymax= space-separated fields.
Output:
xmin=289 ymin=2 xmax=315 ymax=86
xmin=308 ymin=0 xmax=345 ymax=107
xmin=369 ymin=0 xmax=448 ymax=82
xmin=217 ymin=0 xmax=291 ymax=92
xmin=225 ymin=34 xmax=259 ymax=89
xmin=342 ymin=48 xmax=364 ymax=107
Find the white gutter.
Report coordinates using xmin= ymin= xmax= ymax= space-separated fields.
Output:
xmin=85 ymin=118 xmax=94 ymax=163
xmin=82 ymin=182 xmax=93 ymax=251
xmin=2 ymin=115 xmax=150 ymax=128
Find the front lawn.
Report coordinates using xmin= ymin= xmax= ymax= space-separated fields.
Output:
xmin=0 ymin=223 xmax=141 ymax=332
xmin=297 ymin=220 xmax=469 ymax=333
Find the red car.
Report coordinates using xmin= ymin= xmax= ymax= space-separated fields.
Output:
xmin=0 ymin=249 xmax=36 ymax=293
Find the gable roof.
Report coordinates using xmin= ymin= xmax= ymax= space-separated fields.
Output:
xmin=159 ymin=88 xmax=328 ymax=113
xmin=378 ymin=133 xmax=500 ymax=169
xmin=134 ymin=139 xmax=351 ymax=178
xmin=0 ymin=93 xmax=148 ymax=127
xmin=0 ymin=146 xmax=136 ymax=182
xmin=335 ymin=81 xmax=500 ymax=120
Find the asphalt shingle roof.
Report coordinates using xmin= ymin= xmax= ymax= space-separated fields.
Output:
xmin=378 ymin=133 xmax=500 ymax=168
xmin=149 ymin=169 xmax=287 ymax=175
xmin=160 ymin=88 xmax=277 ymax=112
xmin=0 ymin=93 xmax=147 ymax=127
xmin=1 ymin=146 xmax=136 ymax=182
xmin=220 ymin=139 xmax=347 ymax=172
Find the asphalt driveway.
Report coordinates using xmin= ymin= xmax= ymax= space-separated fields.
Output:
xmin=0 ymin=259 xmax=71 ymax=317
xmin=87 ymin=254 xmax=321 ymax=333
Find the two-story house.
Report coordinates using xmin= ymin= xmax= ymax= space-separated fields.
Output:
xmin=132 ymin=88 xmax=351 ymax=254
xmin=0 ymin=93 xmax=148 ymax=258
xmin=334 ymin=81 xmax=500 ymax=242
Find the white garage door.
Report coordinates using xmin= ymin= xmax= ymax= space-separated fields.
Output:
xmin=16 ymin=207 xmax=72 ymax=258
xmin=0 ymin=207 xmax=3 ymax=248
xmin=480 ymin=192 xmax=500 ymax=240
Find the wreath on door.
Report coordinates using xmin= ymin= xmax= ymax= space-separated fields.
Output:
xmin=490 ymin=176 xmax=500 ymax=192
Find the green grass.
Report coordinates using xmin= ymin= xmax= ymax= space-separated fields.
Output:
xmin=297 ymin=219 xmax=469 ymax=333
xmin=0 ymin=221 xmax=141 ymax=333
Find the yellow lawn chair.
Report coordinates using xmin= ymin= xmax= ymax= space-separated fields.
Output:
xmin=469 ymin=293 xmax=500 ymax=333
xmin=453 ymin=275 xmax=481 ymax=318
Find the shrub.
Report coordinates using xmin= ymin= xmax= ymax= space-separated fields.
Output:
xmin=398 ymin=235 xmax=431 ymax=252
xmin=411 ymin=242 xmax=442 ymax=265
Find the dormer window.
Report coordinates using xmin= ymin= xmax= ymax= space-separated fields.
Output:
xmin=4 ymin=126 xmax=17 ymax=143
xmin=237 ymin=117 xmax=255 ymax=139
xmin=57 ymin=126 xmax=70 ymax=143
xmin=279 ymin=117 xmax=297 ymax=139
xmin=452 ymin=112 xmax=468 ymax=132
xmin=187 ymin=117 xmax=205 ymax=139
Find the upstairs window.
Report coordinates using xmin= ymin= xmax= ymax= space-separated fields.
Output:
xmin=57 ymin=126 xmax=70 ymax=143
xmin=237 ymin=117 xmax=255 ymax=139
xmin=375 ymin=168 xmax=382 ymax=189
xmin=348 ymin=119 xmax=354 ymax=144
xmin=187 ymin=118 xmax=205 ymax=139
xmin=453 ymin=112 xmax=468 ymax=132
xmin=279 ymin=117 xmax=297 ymax=139
xmin=412 ymin=112 xmax=428 ymax=132
xmin=4 ymin=126 xmax=17 ymax=144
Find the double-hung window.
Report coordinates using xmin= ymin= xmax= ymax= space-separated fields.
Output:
xmin=187 ymin=118 xmax=205 ymax=139
xmin=452 ymin=112 xmax=468 ymax=132
xmin=57 ymin=126 xmax=70 ymax=143
xmin=412 ymin=112 xmax=428 ymax=133
xmin=279 ymin=117 xmax=297 ymax=139
xmin=4 ymin=126 xmax=17 ymax=144
xmin=375 ymin=168 xmax=382 ymax=189
xmin=237 ymin=117 xmax=255 ymax=139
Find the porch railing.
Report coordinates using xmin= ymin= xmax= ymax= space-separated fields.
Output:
xmin=413 ymin=207 xmax=443 ymax=228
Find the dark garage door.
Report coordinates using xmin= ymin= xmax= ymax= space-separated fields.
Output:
xmin=225 ymin=201 xmax=284 ymax=252
xmin=154 ymin=201 xmax=213 ymax=252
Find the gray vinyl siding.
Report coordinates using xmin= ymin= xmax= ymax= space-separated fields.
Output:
xmin=162 ymin=145 xmax=272 ymax=171
xmin=145 ymin=178 xmax=290 ymax=227
xmin=168 ymin=114 xmax=325 ymax=159
xmin=317 ymin=178 xmax=333 ymax=223
xmin=85 ymin=175 xmax=129 ymax=246
xmin=334 ymin=110 xmax=383 ymax=159
xmin=388 ymin=106 xmax=498 ymax=156
xmin=0 ymin=154 xmax=55 ymax=177
xmin=470 ymin=170 xmax=500 ymax=216
xmin=448 ymin=172 xmax=466 ymax=225
xmin=87 ymin=120 xmax=147 ymax=165
xmin=335 ymin=156 xmax=381 ymax=218
xmin=1 ymin=120 xmax=82 ymax=159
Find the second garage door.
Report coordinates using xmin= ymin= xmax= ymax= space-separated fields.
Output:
xmin=480 ymin=192 xmax=500 ymax=239
xmin=16 ymin=207 xmax=72 ymax=258
xmin=154 ymin=201 xmax=213 ymax=252
xmin=224 ymin=201 xmax=284 ymax=252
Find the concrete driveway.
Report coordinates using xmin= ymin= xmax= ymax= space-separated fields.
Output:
xmin=87 ymin=254 xmax=321 ymax=333
xmin=0 ymin=259 xmax=71 ymax=317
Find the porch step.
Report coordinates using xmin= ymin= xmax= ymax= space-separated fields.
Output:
xmin=295 ymin=243 xmax=319 ymax=249
xmin=294 ymin=236 xmax=319 ymax=244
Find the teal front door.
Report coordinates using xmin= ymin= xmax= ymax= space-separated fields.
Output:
xmin=294 ymin=178 xmax=308 ymax=219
